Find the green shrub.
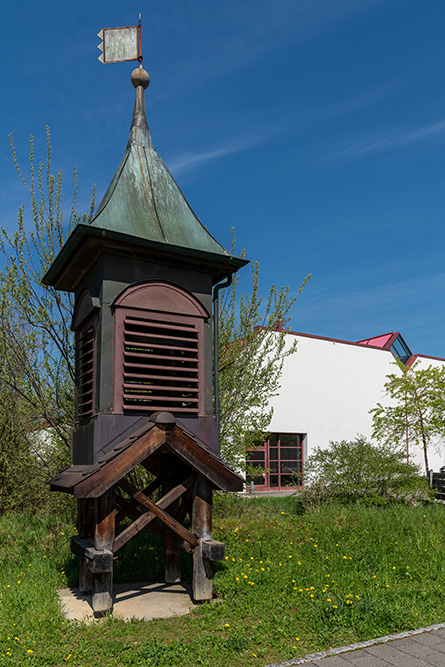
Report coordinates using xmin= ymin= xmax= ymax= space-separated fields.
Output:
xmin=300 ymin=436 xmax=432 ymax=508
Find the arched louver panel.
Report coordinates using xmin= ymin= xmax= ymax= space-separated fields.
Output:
xmin=113 ymin=282 xmax=208 ymax=417
xmin=76 ymin=322 xmax=95 ymax=419
xmin=72 ymin=289 xmax=100 ymax=422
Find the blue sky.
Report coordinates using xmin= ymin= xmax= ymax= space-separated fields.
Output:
xmin=2 ymin=0 xmax=445 ymax=357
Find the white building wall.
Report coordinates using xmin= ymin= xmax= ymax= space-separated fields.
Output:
xmin=267 ymin=333 xmax=445 ymax=473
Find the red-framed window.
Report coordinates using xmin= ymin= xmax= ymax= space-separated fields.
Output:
xmin=246 ymin=433 xmax=305 ymax=491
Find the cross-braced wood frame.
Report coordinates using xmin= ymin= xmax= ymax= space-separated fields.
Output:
xmin=50 ymin=413 xmax=243 ymax=616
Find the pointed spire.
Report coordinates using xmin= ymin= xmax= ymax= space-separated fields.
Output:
xmin=130 ymin=65 xmax=150 ymax=130
xmin=42 ymin=61 xmax=248 ymax=290
xmin=88 ymin=64 xmax=233 ymax=258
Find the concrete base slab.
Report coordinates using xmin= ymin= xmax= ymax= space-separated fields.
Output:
xmin=58 ymin=581 xmax=196 ymax=622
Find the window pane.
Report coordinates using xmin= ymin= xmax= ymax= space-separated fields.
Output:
xmin=269 ymin=475 xmax=279 ymax=487
xmin=270 ymin=460 xmax=278 ymax=473
xmin=280 ymin=474 xmax=297 ymax=487
xmin=269 ymin=447 xmax=278 ymax=461
xmin=280 ymin=433 xmax=301 ymax=447
xmin=246 ymin=474 xmax=266 ymax=485
xmin=246 ymin=450 xmax=265 ymax=464
xmin=390 ymin=336 xmax=411 ymax=363
xmin=281 ymin=460 xmax=301 ymax=474
xmin=280 ymin=447 xmax=301 ymax=461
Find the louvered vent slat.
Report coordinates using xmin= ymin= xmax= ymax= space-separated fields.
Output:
xmin=122 ymin=316 xmax=200 ymax=415
xmin=77 ymin=326 xmax=94 ymax=418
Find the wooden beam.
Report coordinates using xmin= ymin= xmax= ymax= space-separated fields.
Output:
xmin=113 ymin=475 xmax=196 ymax=553
xmin=176 ymin=485 xmax=193 ymax=524
xmin=192 ymin=477 xmax=213 ymax=601
xmin=115 ymin=492 xmax=144 ymax=525
xmin=117 ymin=476 xmax=198 ymax=548
xmin=70 ymin=536 xmax=113 ymax=573
xmin=73 ymin=426 xmax=166 ymax=499
xmin=166 ymin=427 xmax=243 ymax=492
xmin=161 ymin=456 xmax=182 ymax=584
xmin=142 ymin=476 xmax=162 ymax=498
xmin=113 ymin=507 xmax=156 ymax=553
xmin=92 ymin=489 xmax=115 ymax=617
xmin=202 ymin=539 xmax=225 ymax=561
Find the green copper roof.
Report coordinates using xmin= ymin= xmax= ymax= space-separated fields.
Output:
xmin=90 ymin=83 xmax=231 ymax=259
xmin=43 ymin=70 xmax=248 ymax=290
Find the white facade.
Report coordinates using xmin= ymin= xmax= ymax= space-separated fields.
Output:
xmin=262 ymin=331 xmax=445 ymax=483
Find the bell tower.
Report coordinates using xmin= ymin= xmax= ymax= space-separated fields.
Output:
xmin=47 ymin=53 xmax=246 ymax=616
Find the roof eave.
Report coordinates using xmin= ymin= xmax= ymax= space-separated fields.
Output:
xmin=43 ymin=224 xmax=249 ymax=291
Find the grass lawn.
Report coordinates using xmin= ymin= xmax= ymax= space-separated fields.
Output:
xmin=1 ymin=496 xmax=445 ymax=666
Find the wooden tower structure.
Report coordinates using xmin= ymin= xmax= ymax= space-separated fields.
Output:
xmin=46 ymin=62 xmax=247 ymax=616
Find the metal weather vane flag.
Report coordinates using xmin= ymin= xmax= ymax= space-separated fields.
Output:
xmin=97 ymin=17 xmax=142 ymax=64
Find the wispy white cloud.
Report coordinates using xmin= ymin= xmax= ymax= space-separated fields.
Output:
xmin=328 ymin=118 xmax=445 ymax=162
xmin=314 ymin=76 xmax=409 ymax=124
xmin=167 ymin=127 xmax=280 ymax=177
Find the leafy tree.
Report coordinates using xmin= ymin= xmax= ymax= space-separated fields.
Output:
xmin=370 ymin=360 xmax=445 ymax=475
xmin=300 ymin=436 xmax=431 ymax=507
xmin=218 ymin=256 xmax=310 ymax=469
xmin=0 ymin=129 xmax=96 ymax=497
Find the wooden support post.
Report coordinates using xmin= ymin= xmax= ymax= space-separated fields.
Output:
xmin=192 ymin=477 xmax=213 ymax=601
xmin=165 ymin=529 xmax=182 ymax=583
xmin=162 ymin=456 xmax=182 ymax=584
xmin=92 ymin=488 xmax=115 ymax=617
xmin=77 ymin=499 xmax=93 ymax=594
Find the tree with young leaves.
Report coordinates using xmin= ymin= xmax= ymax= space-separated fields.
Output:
xmin=370 ymin=359 xmax=445 ymax=474
xmin=0 ymin=129 xmax=95 ymax=454
xmin=218 ymin=254 xmax=310 ymax=469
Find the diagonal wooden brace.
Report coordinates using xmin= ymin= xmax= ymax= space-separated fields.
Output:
xmin=114 ymin=475 xmax=198 ymax=552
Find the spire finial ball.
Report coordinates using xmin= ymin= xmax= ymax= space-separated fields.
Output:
xmin=131 ymin=67 xmax=150 ymax=89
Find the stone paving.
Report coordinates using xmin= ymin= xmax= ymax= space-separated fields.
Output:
xmin=58 ymin=581 xmax=195 ymax=622
xmin=264 ymin=624 xmax=445 ymax=667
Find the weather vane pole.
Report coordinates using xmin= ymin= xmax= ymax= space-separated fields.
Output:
xmin=97 ymin=15 xmax=142 ymax=65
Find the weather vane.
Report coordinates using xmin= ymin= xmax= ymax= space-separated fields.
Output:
xmin=97 ymin=15 xmax=142 ymax=64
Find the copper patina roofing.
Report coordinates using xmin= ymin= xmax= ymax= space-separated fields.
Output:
xmin=43 ymin=67 xmax=247 ymax=289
